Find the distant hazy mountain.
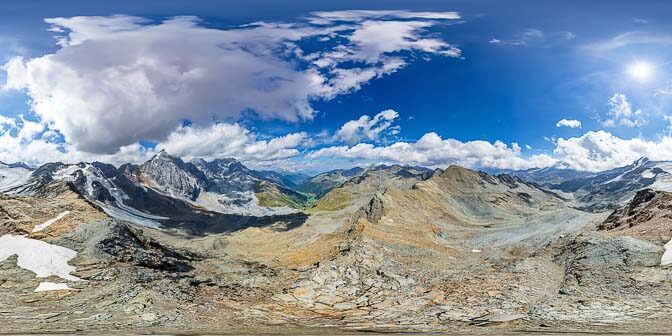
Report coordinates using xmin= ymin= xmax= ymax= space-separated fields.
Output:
xmin=5 ymin=154 xmax=672 ymax=227
xmin=502 ymin=157 xmax=672 ymax=211
xmin=489 ymin=163 xmax=593 ymax=185
xmin=256 ymin=170 xmax=311 ymax=189
xmin=297 ymin=166 xmax=365 ymax=198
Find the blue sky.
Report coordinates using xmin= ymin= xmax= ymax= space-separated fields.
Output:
xmin=1 ymin=0 xmax=672 ymax=173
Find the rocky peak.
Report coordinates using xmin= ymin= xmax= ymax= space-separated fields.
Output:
xmin=140 ymin=151 xmax=202 ymax=200
xmin=208 ymin=158 xmax=247 ymax=173
xmin=439 ymin=165 xmax=483 ymax=185
xmin=150 ymin=150 xmax=185 ymax=166
xmin=191 ymin=157 xmax=250 ymax=181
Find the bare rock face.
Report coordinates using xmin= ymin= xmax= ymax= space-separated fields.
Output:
xmin=359 ymin=193 xmax=385 ymax=224
xmin=139 ymin=150 xmax=203 ymax=201
xmin=599 ymin=189 xmax=672 ymax=245
xmin=602 ymin=188 xmax=658 ymax=230
xmin=95 ymin=222 xmax=199 ymax=272
xmin=554 ymin=234 xmax=664 ymax=292
xmin=560 ymin=234 xmax=663 ymax=268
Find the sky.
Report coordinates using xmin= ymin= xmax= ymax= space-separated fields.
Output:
xmin=1 ymin=0 xmax=672 ymax=174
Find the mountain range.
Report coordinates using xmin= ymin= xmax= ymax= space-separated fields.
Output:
xmin=4 ymin=154 xmax=669 ymax=225
xmin=499 ymin=157 xmax=672 ymax=211
xmin=1 ymin=154 xmax=671 ymax=333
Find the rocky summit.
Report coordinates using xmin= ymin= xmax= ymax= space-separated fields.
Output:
xmin=0 ymin=156 xmax=671 ymax=334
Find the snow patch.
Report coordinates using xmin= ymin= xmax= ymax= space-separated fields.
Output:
xmin=641 ymin=169 xmax=656 ymax=179
xmin=0 ymin=164 xmax=32 ymax=192
xmin=662 ymin=239 xmax=672 ymax=267
xmin=650 ymin=166 xmax=672 ymax=192
xmin=0 ymin=235 xmax=80 ymax=281
xmin=35 ymin=282 xmax=71 ymax=292
xmin=548 ymin=188 xmax=574 ymax=200
xmin=32 ymin=211 xmax=71 ymax=233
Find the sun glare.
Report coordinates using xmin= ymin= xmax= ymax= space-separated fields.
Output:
xmin=627 ymin=61 xmax=654 ymax=81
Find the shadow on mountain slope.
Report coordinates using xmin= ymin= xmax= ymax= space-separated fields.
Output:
xmin=158 ymin=210 xmax=309 ymax=236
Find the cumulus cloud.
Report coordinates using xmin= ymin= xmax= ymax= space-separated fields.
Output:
xmin=309 ymin=128 xmax=672 ymax=173
xmin=2 ymin=12 xmax=461 ymax=154
xmin=6 ymin=109 xmax=672 ymax=174
xmin=310 ymin=132 xmax=557 ymax=170
xmin=156 ymin=123 xmax=306 ymax=163
xmin=554 ymin=130 xmax=672 ymax=171
xmin=603 ymin=93 xmax=644 ymax=127
xmin=0 ymin=116 xmax=307 ymax=168
xmin=555 ymin=119 xmax=582 ymax=128
xmin=334 ymin=109 xmax=400 ymax=144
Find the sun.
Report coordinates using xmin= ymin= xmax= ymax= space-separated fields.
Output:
xmin=627 ymin=61 xmax=654 ymax=81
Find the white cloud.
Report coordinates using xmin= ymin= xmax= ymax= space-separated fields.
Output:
xmin=562 ymin=31 xmax=577 ymax=40
xmin=586 ymin=31 xmax=672 ymax=53
xmin=654 ymin=81 xmax=672 ymax=96
xmin=310 ymin=129 xmax=672 ymax=173
xmin=307 ymin=10 xmax=460 ymax=25
xmin=554 ymin=130 xmax=672 ymax=171
xmin=334 ymin=109 xmax=400 ymax=144
xmin=310 ymin=132 xmax=557 ymax=170
xmin=665 ymin=115 xmax=672 ymax=133
xmin=603 ymin=93 xmax=644 ymax=127
xmin=156 ymin=123 xmax=306 ymax=163
xmin=6 ymin=109 xmax=672 ymax=175
xmin=555 ymin=119 xmax=582 ymax=128
xmin=520 ymin=29 xmax=545 ymax=43
xmin=0 ymin=115 xmax=306 ymax=168
xmin=490 ymin=29 xmax=545 ymax=46
xmin=0 ymin=115 xmax=17 ymax=131
xmin=2 ymin=12 xmax=460 ymax=155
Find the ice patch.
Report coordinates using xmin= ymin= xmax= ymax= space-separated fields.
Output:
xmin=549 ymin=188 xmax=574 ymax=200
xmin=606 ymin=172 xmax=625 ymax=184
xmin=662 ymin=239 xmax=672 ymax=267
xmin=0 ymin=164 xmax=32 ymax=192
xmin=649 ymin=162 xmax=672 ymax=191
xmin=35 ymin=282 xmax=71 ymax=292
xmin=0 ymin=235 xmax=80 ymax=281
xmin=32 ymin=211 xmax=71 ymax=233
xmin=641 ymin=170 xmax=656 ymax=179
